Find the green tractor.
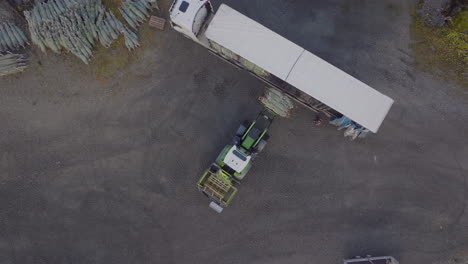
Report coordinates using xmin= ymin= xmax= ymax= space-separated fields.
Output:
xmin=197 ymin=111 xmax=274 ymax=213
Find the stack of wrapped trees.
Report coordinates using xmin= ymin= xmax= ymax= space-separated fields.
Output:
xmin=0 ymin=53 xmax=28 ymax=76
xmin=0 ymin=22 xmax=29 ymax=52
xmin=120 ymin=0 xmax=153 ymax=30
xmin=25 ymin=0 xmax=124 ymax=64
xmin=0 ymin=1 xmax=29 ymax=76
xmin=120 ymin=0 xmax=159 ymax=50
xmin=25 ymin=0 xmax=156 ymax=64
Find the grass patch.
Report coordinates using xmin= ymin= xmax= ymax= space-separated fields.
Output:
xmin=91 ymin=35 xmax=138 ymax=80
xmin=103 ymin=0 xmax=122 ymax=15
xmin=410 ymin=9 xmax=468 ymax=86
xmin=451 ymin=9 xmax=468 ymax=33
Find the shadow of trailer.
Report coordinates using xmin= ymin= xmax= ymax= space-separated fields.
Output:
xmin=344 ymin=256 xmax=399 ymax=264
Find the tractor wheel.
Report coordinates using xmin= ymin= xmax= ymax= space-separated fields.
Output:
xmin=256 ymin=139 xmax=267 ymax=153
xmin=236 ymin=122 xmax=248 ymax=136
xmin=232 ymin=135 xmax=241 ymax=145
xmin=215 ymin=146 xmax=229 ymax=163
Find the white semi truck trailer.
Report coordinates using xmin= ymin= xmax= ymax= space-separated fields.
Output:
xmin=169 ymin=0 xmax=394 ymax=134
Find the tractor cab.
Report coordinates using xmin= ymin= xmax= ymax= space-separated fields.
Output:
xmin=223 ymin=145 xmax=251 ymax=174
xmin=215 ymin=145 xmax=252 ymax=181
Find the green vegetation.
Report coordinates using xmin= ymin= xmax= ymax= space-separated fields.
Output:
xmin=449 ymin=9 xmax=468 ymax=63
xmin=93 ymin=35 xmax=131 ymax=80
xmin=411 ymin=9 xmax=467 ymax=85
xmin=103 ymin=0 xmax=122 ymax=15
xmin=451 ymin=9 xmax=468 ymax=32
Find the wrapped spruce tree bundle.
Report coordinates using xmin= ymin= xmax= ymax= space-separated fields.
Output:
xmin=25 ymin=0 xmax=126 ymax=64
xmin=0 ymin=1 xmax=29 ymax=76
xmin=0 ymin=52 xmax=28 ymax=76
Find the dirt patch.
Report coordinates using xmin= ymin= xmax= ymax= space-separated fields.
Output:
xmin=91 ymin=36 xmax=132 ymax=81
xmin=0 ymin=1 xmax=22 ymax=23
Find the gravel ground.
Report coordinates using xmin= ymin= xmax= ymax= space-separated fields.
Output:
xmin=417 ymin=0 xmax=451 ymax=26
xmin=0 ymin=0 xmax=467 ymax=263
xmin=0 ymin=2 xmax=19 ymax=21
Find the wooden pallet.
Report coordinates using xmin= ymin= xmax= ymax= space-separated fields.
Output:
xmin=149 ymin=16 xmax=166 ymax=30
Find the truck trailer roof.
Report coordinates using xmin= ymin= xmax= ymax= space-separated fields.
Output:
xmin=205 ymin=4 xmax=394 ymax=133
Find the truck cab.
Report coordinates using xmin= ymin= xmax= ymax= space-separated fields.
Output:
xmin=169 ymin=0 xmax=213 ymax=42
